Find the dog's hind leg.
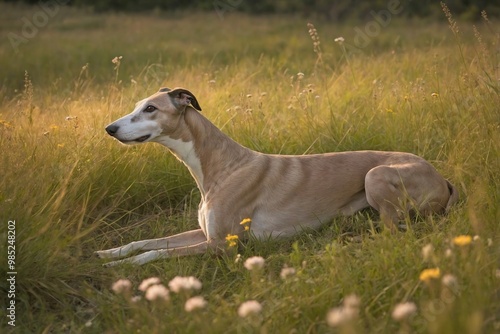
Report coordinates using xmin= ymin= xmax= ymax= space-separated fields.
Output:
xmin=95 ymin=229 xmax=206 ymax=259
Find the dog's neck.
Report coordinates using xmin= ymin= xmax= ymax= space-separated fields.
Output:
xmin=156 ymin=107 xmax=252 ymax=198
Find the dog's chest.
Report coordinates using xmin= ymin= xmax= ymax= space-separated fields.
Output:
xmin=198 ymin=201 xmax=216 ymax=240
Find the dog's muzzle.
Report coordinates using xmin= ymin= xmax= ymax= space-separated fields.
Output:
xmin=105 ymin=124 xmax=119 ymax=136
xmin=105 ymin=124 xmax=151 ymax=143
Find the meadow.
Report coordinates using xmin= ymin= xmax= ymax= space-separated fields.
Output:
xmin=0 ymin=2 xmax=499 ymax=333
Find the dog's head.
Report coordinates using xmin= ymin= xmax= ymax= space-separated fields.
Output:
xmin=105 ymin=87 xmax=201 ymax=144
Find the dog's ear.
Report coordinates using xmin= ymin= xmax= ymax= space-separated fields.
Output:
xmin=168 ymin=88 xmax=202 ymax=112
xmin=158 ymin=87 xmax=171 ymax=92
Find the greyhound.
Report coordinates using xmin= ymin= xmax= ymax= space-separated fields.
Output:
xmin=96 ymin=87 xmax=458 ymax=266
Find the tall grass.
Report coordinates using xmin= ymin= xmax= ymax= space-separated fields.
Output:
xmin=0 ymin=3 xmax=499 ymax=333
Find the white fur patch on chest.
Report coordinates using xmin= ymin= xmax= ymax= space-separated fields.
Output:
xmin=155 ymin=136 xmax=204 ymax=194
xmin=198 ymin=203 xmax=216 ymax=241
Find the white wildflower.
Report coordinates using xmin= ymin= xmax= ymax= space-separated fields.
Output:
xmin=391 ymin=302 xmax=417 ymax=322
xmin=131 ymin=296 xmax=142 ymax=303
xmin=238 ymin=300 xmax=262 ymax=318
xmin=244 ymin=256 xmax=265 ymax=271
xmin=168 ymin=276 xmax=202 ymax=294
xmin=145 ymin=284 xmax=169 ymax=301
xmin=422 ymin=243 xmax=433 ymax=261
xmin=343 ymin=294 xmax=361 ymax=310
xmin=334 ymin=36 xmax=345 ymax=44
xmin=185 ymin=296 xmax=207 ymax=312
xmin=326 ymin=306 xmax=358 ymax=327
xmin=442 ymin=274 xmax=458 ymax=289
xmin=326 ymin=294 xmax=360 ymax=327
xmin=280 ymin=266 xmax=296 ymax=280
xmin=111 ymin=279 xmax=132 ymax=294
xmin=234 ymin=254 xmax=242 ymax=263
xmin=138 ymin=277 xmax=161 ymax=292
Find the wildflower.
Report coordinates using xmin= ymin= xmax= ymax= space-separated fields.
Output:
xmin=343 ymin=294 xmax=361 ymax=310
xmin=168 ymin=276 xmax=202 ymax=294
xmin=473 ymin=235 xmax=480 ymax=242
xmin=326 ymin=294 xmax=360 ymax=327
xmin=240 ymin=218 xmax=251 ymax=225
xmin=85 ymin=320 xmax=92 ymax=327
xmin=111 ymin=279 xmax=132 ymax=294
xmin=307 ymin=23 xmax=322 ymax=55
xmin=441 ymin=274 xmax=458 ymax=289
xmin=240 ymin=218 xmax=251 ymax=231
xmin=421 ymin=244 xmax=433 ymax=261
xmin=208 ymin=79 xmax=216 ymax=85
xmin=145 ymin=284 xmax=169 ymax=301
xmin=111 ymin=56 xmax=123 ymax=64
xmin=131 ymin=296 xmax=142 ymax=303
xmin=185 ymin=296 xmax=207 ymax=312
xmin=453 ymin=235 xmax=472 ymax=247
xmin=57 ymin=143 xmax=65 ymax=148
xmin=326 ymin=306 xmax=358 ymax=327
xmin=225 ymin=234 xmax=239 ymax=247
xmin=431 ymin=92 xmax=439 ymax=98
xmin=280 ymin=266 xmax=296 ymax=280
xmin=392 ymin=302 xmax=417 ymax=321
xmin=334 ymin=37 xmax=345 ymax=44
xmin=445 ymin=248 xmax=453 ymax=258
xmin=234 ymin=254 xmax=242 ymax=263
xmin=138 ymin=277 xmax=161 ymax=292
xmin=297 ymin=72 xmax=305 ymax=80
xmin=419 ymin=268 xmax=441 ymax=282
xmin=238 ymin=300 xmax=262 ymax=318
xmin=244 ymin=256 xmax=265 ymax=271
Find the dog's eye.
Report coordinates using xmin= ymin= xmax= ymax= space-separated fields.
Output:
xmin=144 ymin=105 xmax=156 ymax=113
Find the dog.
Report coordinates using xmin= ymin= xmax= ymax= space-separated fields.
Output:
xmin=96 ymin=87 xmax=458 ymax=266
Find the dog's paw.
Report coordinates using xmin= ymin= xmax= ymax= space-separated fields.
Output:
xmin=95 ymin=249 xmax=119 ymax=259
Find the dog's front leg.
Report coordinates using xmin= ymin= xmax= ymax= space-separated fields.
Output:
xmin=95 ymin=229 xmax=206 ymax=259
xmin=102 ymin=240 xmax=211 ymax=267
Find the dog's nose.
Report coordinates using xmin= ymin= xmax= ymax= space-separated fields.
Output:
xmin=106 ymin=124 xmax=119 ymax=136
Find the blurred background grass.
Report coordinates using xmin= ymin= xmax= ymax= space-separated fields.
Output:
xmin=0 ymin=2 xmax=499 ymax=333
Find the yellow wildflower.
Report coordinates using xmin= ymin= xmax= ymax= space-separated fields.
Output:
xmin=240 ymin=218 xmax=252 ymax=231
xmin=57 ymin=143 xmax=65 ymax=148
xmin=419 ymin=268 xmax=441 ymax=282
xmin=225 ymin=234 xmax=239 ymax=247
xmin=240 ymin=218 xmax=252 ymax=225
xmin=50 ymin=124 xmax=59 ymax=131
xmin=453 ymin=235 xmax=472 ymax=247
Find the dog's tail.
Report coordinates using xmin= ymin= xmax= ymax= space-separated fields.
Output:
xmin=445 ymin=180 xmax=459 ymax=213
